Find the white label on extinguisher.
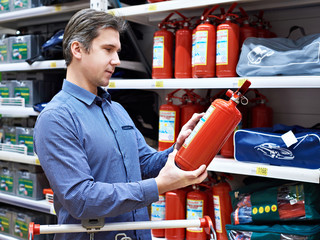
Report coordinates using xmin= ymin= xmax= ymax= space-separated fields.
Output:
xmin=183 ymin=105 xmax=215 ymax=148
xmin=191 ymin=32 xmax=196 ymax=67
xmin=159 ymin=110 xmax=176 ymax=143
xmin=194 ymin=30 xmax=208 ymax=66
xmin=186 ymin=199 xmax=204 ymax=232
xmin=216 ymin=29 xmax=228 ymax=65
xmin=213 ymin=195 xmax=223 ymax=233
xmin=151 ymin=195 xmax=166 ymax=221
xmin=153 ymin=36 xmax=164 ymax=68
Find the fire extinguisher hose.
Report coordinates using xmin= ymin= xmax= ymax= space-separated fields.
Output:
xmin=29 ymin=216 xmax=214 ymax=240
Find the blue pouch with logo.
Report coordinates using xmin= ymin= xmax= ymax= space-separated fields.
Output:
xmin=234 ymin=124 xmax=320 ymax=169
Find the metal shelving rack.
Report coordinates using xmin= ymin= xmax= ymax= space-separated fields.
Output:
xmin=0 ymin=0 xmax=319 ymax=226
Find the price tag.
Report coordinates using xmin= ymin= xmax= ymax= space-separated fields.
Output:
xmin=35 ymin=159 xmax=40 ymax=165
xmin=155 ymin=81 xmax=164 ymax=88
xmin=50 ymin=62 xmax=57 ymax=68
xmin=108 ymin=81 xmax=116 ymax=88
xmin=148 ymin=4 xmax=157 ymax=11
xmin=54 ymin=5 xmax=62 ymax=11
xmin=108 ymin=10 xmax=115 ymax=16
xmin=256 ymin=167 xmax=268 ymax=176
xmin=238 ymin=78 xmax=247 ymax=87
xmin=50 ymin=205 xmax=56 ymax=215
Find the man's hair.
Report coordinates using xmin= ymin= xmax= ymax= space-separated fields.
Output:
xmin=63 ymin=8 xmax=126 ymax=66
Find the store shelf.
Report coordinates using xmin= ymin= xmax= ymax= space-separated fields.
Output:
xmin=0 ymin=151 xmax=39 ymax=165
xmin=208 ymin=156 xmax=320 ymax=184
xmin=0 ymin=60 xmax=144 ymax=72
xmin=0 ymin=106 xmax=39 ymax=117
xmin=0 ymin=0 xmax=89 ymax=28
xmin=0 ymin=234 xmax=19 ymax=240
xmin=107 ymin=76 xmax=320 ymax=89
xmin=108 ymin=0 xmax=320 ymax=25
xmin=0 ymin=193 xmax=54 ymax=215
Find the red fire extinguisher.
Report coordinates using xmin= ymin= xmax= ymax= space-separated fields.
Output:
xmin=216 ymin=3 xmax=240 ymax=78
xmin=220 ymin=100 xmax=249 ymax=158
xmin=238 ymin=7 xmax=257 ymax=46
xmin=193 ymin=5 xmax=220 ymax=78
xmin=151 ymin=194 xmax=166 ymax=238
xmin=251 ymin=90 xmax=273 ymax=128
xmin=165 ymin=188 xmax=187 ymax=240
xmin=180 ymin=90 xmax=206 ymax=127
xmin=158 ymin=89 xmax=181 ymax=151
xmin=186 ymin=185 xmax=208 ymax=240
xmin=175 ymin=11 xmax=193 ymax=79
xmin=152 ymin=13 xmax=175 ymax=79
xmin=175 ymin=80 xmax=251 ymax=171
xmin=213 ymin=174 xmax=233 ymax=240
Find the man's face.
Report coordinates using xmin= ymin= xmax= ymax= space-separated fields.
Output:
xmin=80 ymin=28 xmax=121 ymax=90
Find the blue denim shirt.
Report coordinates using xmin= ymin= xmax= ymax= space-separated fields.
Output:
xmin=34 ymin=80 xmax=173 ymax=240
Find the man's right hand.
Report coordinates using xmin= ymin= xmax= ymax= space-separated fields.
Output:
xmin=155 ymin=149 xmax=208 ymax=194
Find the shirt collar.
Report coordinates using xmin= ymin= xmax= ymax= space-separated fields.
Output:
xmin=62 ymin=79 xmax=111 ymax=105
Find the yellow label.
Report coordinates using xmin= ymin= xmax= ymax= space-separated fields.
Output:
xmin=35 ymin=159 xmax=40 ymax=165
xmin=50 ymin=62 xmax=57 ymax=68
xmin=259 ymin=206 xmax=264 ymax=214
xmin=265 ymin=205 xmax=270 ymax=213
xmin=252 ymin=207 xmax=258 ymax=215
xmin=256 ymin=167 xmax=268 ymax=176
xmin=108 ymin=10 xmax=115 ymax=16
xmin=108 ymin=82 xmax=116 ymax=88
xmin=54 ymin=5 xmax=61 ymax=11
xmin=238 ymin=78 xmax=247 ymax=87
xmin=148 ymin=4 xmax=157 ymax=11
xmin=50 ymin=205 xmax=56 ymax=215
xmin=155 ymin=81 xmax=164 ymax=88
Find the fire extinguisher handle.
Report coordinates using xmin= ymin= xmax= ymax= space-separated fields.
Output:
xmin=200 ymin=216 xmax=217 ymax=240
xmin=237 ymin=80 xmax=251 ymax=95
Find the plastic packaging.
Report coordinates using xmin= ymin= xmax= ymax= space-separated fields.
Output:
xmin=16 ymin=127 xmax=34 ymax=155
xmin=15 ymin=163 xmax=49 ymax=200
xmin=0 ymin=38 xmax=8 ymax=63
xmin=0 ymin=161 xmax=15 ymax=195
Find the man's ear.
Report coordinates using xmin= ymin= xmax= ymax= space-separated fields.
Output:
xmin=70 ymin=41 xmax=82 ymax=60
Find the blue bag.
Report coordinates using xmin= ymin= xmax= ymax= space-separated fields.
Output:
xmin=236 ymin=33 xmax=320 ymax=76
xmin=234 ymin=124 xmax=320 ymax=169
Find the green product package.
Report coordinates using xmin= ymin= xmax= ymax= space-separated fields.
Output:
xmin=226 ymin=224 xmax=320 ymax=240
xmin=0 ymin=44 xmax=8 ymax=63
xmin=230 ymin=180 xmax=320 ymax=225
xmin=0 ymin=0 xmax=10 ymax=12
xmin=0 ymin=208 xmax=11 ymax=234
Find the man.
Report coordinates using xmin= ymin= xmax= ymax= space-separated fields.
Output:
xmin=34 ymin=8 xmax=207 ymax=240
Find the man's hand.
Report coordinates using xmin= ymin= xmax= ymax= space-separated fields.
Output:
xmin=155 ymin=149 xmax=208 ymax=194
xmin=174 ymin=112 xmax=205 ymax=151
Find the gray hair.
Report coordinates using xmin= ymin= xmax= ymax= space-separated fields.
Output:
xmin=63 ymin=8 xmax=126 ymax=66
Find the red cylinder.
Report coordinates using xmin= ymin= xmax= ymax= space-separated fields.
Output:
xmin=175 ymin=80 xmax=251 ymax=171
xmin=240 ymin=21 xmax=257 ymax=46
xmin=158 ymin=101 xmax=180 ymax=151
xmin=175 ymin=98 xmax=241 ymax=170
xmin=191 ymin=28 xmax=197 ymax=78
xmin=213 ymin=180 xmax=233 ymax=240
xmin=180 ymin=101 xmax=205 ymax=127
xmin=175 ymin=24 xmax=192 ymax=78
xmin=193 ymin=20 xmax=216 ymax=78
xmin=152 ymin=27 xmax=174 ymax=79
xmin=251 ymin=101 xmax=273 ymax=128
xmin=151 ymin=194 xmax=166 ymax=238
xmin=165 ymin=189 xmax=187 ymax=240
xmin=216 ymin=17 xmax=240 ymax=78
xmin=186 ymin=186 xmax=208 ymax=240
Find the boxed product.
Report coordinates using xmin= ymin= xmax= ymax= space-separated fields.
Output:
xmin=230 ymin=181 xmax=320 ymax=225
xmin=8 ymin=35 xmax=43 ymax=63
xmin=11 ymin=0 xmax=40 ymax=11
xmin=3 ymin=125 xmax=16 ymax=144
xmin=0 ymin=38 xmax=8 ymax=63
xmin=14 ymin=163 xmax=49 ymax=200
xmin=0 ymin=206 xmax=12 ymax=236
xmin=0 ymin=0 xmax=10 ymax=13
xmin=0 ymin=81 xmax=12 ymax=98
xmin=16 ymin=127 xmax=34 ymax=155
xmin=0 ymin=161 xmax=15 ymax=195
xmin=226 ymin=224 xmax=320 ymax=240
xmin=12 ymin=209 xmax=45 ymax=240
